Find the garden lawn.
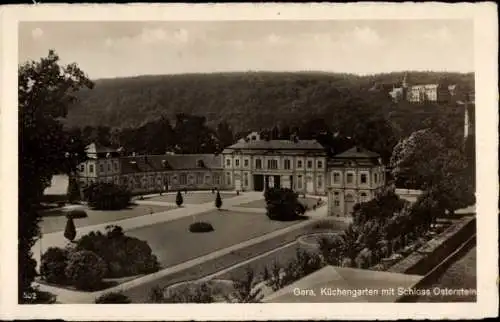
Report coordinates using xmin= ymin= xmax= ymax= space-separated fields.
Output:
xmin=145 ymin=192 xmax=238 ymax=204
xmin=126 ymin=210 xmax=308 ymax=269
xmin=121 ymin=219 xmax=349 ymax=302
xmin=238 ymin=197 xmax=324 ymax=209
xmin=40 ymin=204 xmax=175 ymax=234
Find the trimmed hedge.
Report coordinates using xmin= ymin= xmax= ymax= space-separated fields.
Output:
xmin=65 ymin=208 xmax=88 ymax=219
xmin=189 ymin=222 xmax=214 ymax=233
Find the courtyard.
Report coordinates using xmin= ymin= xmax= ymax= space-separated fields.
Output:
xmin=40 ymin=204 xmax=175 ymax=234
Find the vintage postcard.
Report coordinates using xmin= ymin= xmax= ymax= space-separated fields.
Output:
xmin=0 ymin=2 xmax=498 ymax=321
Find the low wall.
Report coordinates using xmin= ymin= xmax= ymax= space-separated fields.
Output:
xmin=388 ymin=216 xmax=476 ymax=276
xmin=396 ymin=234 xmax=476 ymax=302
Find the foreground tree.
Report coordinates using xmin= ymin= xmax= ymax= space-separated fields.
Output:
xmin=18 ymin=50 xmax=93 ymax=302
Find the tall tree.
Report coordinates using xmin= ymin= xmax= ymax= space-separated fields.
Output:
xmin=18 ymin=50 xmax=93 ymax=302
xmin=390 ymin=129 xmax=475 ymax=214
xmin=390 ymin=129 xmax=446 ymax=189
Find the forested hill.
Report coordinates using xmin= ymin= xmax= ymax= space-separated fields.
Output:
xmin=66 ymin=71 xmax=474 ymax=133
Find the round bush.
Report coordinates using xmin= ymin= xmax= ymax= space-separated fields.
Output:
xmin=95 ymin=292 xmax=131 ymax=304
xmin=75 ymin=227 xmax=160 ymax=278
xmin=65 ymin=250 xmax=107 ymax=291
xmin=189 ymin=222 xmax=214 ymax=233
xmin=40 ymin=247 xmax=69 ymax=285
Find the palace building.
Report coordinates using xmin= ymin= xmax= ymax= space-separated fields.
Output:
xmin=76 ymin=143 xmax=229 ymax=194
xmin=326 ymin=146 xmax=386 ymax=217
xmin=76 ymin=139 xmax=387 ymax=218
xmin=221 ymin=136 xmax=328 ymax=195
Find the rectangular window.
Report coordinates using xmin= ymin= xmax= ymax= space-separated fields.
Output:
xmin=374 ymin=173 xmax=378 ymax=184
xmin=89 ymin=164 xmax=94 ymax=173
xmin=268 ymin=159 xmax=278 ymax=169
xmin=226 ymin=172 xmax=232 ymax=185
xmin=244 ymin=173 xmax=249 ymax=187
xmin=244 ymin=159 xmax=249 ymax=167
xmin=334 ymin=191 xmax=339 ymax=196
xmin=114 ymin=162 xmax=118 ymax=171
xmin=108 ymin=163 xmax=111 ymax=171
xmin=255 ymin=159 xmax=262 ymax=169
xmin=317 ymin=161 xmax=323 ymax=169
xmin=214 ymin=175 xmax=220 ymax=185
xmin=180 ymin=174 xmax=187 ymax=185
xmin=226 ymin=158 xmax=231 ymax=167
xmin=197 ymin=174 xmax=203 ymax=184
xmin=307 ymin=160 xmax=313 ymax=169
xmin=284 ymin=159 xmax=291 ymax=170
xmin=235 ymin=159 xmax=240 ymax=167
xmin=334 ymin=200 xmax=340 ymax=207
xmin=205 ymin=175 xmax=211 ymax=184
xmin=333 ymin=172 xmax=340 ymax=184
xmin=317 ymin=176 xmax=323 ymax=188
xmin=99 ymin=164 xmax=104 ymax=172
xmin=360 ymin=173 xmax=367 ymax=184
xmin=297 ymin=160 xmax=303 ymax=169
xmin=297 ymin=175 xmax=303 ymax=189
xmin=346 ymin=173 xmax=354 ymax=184
xmin=79 ymin=164 xmax=85 ymax=172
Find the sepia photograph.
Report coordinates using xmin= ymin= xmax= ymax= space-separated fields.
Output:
xmin=1 ymin=2 xmax=498 ymax=321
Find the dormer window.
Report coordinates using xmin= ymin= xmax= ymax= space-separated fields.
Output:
xmin=197 ymin=160 xmax=206 ymax=168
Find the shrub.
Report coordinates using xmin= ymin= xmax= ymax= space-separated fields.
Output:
xmin=215 ymin=191 xmax=222 ymax=210
xmin=65 ymin=250 xmax=107 ymax=290
xmin=84 ymin=182 xmax=131 ymax=210
xmin=227 ymin=268 xmax=263 ymax=303
xmin=75 ymin=226 xmax=160 ymax=278
xmin=176 ymin=190 xmax=183 ymax=207
xmin=189 ymin=222 xmax=214 ymax=233
xmin=40 ymin=247 xmax=69 ymax=285
xmin=318 ymin=235 xmax=344 ymax=266
xmin=64 ymin=217 xmax=77 ymax=242
xmin=265 ymin=187 xmax=306 ymax=221
xmin=95 ymin=292 xmax=132 ymax=304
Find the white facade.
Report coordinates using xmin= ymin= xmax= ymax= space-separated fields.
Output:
xmin=326 ymin=147 xmax=386 ymax=217
xmin=222 ymin=139 xmax=328 ymax=195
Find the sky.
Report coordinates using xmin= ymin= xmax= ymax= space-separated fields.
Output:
xmin=18 ymin=20 xmax=474 ymax=80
